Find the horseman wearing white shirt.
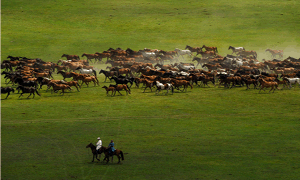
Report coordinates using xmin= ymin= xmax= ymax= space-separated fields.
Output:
xmin=96 ymin=137 xmax=102 ymax=154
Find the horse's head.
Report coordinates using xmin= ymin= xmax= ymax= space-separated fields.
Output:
xmin=86 ymin=143 xmax=95 ymax=149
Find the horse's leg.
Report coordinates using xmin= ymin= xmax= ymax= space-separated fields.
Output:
xmin=5 ymin=92 xmax=10 ymax=99
xmin=27 ymin=93 xmax=32 ymax=98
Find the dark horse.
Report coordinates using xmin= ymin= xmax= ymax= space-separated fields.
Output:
xmin=98 ymin=146 xmax=124 ymax=164
xmin=1 ymin=87 xmax=15 ymax=99
xmin=16 ymin=85 xmax=41 ymax=98
xmin=86 ymin=143 xmax=101 ymax=162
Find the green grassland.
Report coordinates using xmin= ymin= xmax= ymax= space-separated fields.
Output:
xmin=1 ymin=0 xmax=300 ymax=179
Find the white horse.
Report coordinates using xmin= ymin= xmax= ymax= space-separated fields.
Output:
xmin=76 ymin=67 xmax=97 ymax=77
xmin=174 ymin=48 xmax=192 ymax=59
xmin=228 ymin=46 xmax=245 ymax=54
xmin=154 ymin=81 xmax=174 ymax=95
xmin=284 ymin=78 xmax=300 ymax=88
xmin=141 ymin=51 xmax=156 ymax=58
xmin=177 ymin=63 xmax=195 ymax=71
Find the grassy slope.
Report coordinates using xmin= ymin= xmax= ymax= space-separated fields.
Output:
xmin=2 ymin=0 xmax=300 ymax=179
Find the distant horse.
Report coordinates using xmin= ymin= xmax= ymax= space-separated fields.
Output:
xmin=47 ymin=82 xmax=72 ymax=95
xmin=228 ymin=46 xmax=245 ymax=54
xmin=265 ymin=49 xmax=283 ymax=59
xmin=1 ymin=87 xmax=15 ymax=99
xmin=237 ymin=50 xmax=257 ymax=59
xmin=174 ymin=48 xmax=192 ymax=59
xmin=185 ymin=45 xmax=201 ymax=53
xmin=61 ymin=54 xmax=79 ymax=60
xmin=82 ymin=53 xmax=99 ymax=63
xmin=16 ymin=85 xmax=40 ymax=98
xmin=202 ymin=45 xmax=218 ymax=53
xmin=86 ymin=143 xmax=101 ymax=162
xmin=98 ymin=146 xmax=124 ymax=164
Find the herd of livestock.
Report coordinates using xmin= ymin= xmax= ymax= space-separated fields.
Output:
xmin=1 ymin=45 xmax=300 ymax=99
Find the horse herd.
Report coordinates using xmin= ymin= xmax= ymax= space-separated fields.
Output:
xmin=1 ymin=46 xmax=300 ymax=99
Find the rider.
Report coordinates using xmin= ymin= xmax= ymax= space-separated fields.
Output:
xmin=107 ymin=140 xmax=115 ymax=155
xmin=96 ymin=137 xmax=102 ymax=154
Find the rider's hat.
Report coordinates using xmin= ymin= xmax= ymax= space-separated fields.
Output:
xmin=97 ymin=137 xmax=101 ymax=140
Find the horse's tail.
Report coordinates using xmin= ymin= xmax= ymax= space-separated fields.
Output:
xmin=120 ymin=151 xmax=124 ymax=160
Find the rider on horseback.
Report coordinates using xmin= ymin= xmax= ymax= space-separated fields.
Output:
xmin=96 ymin=137 xmax=102 ymax=154
xmin=107 ymin=140 xmax=115 ymax=155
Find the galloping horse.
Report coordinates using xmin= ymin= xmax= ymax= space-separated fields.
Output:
xmin=86 ymin=143 xmax=101 ymax=162
xmin=99 ymin=146 xmax=124 ymax=164
xmin=185 ymin=45 xmax=201 ymax=53
xmin=237 ymin=50 xmax=257 ymax=59
xmin=154 ymin=81 xmax=174 ymax=95
xmin=174 ymin=48 xmax=192 ymax=59
xmin=76 ymin=67 xmax=97 ymax=77
xmin=1 ymin=87 xmax=15 ymax=99
xmin=258 ymin=78 xmax=278 ymax=93
xmin=61 ymin=54 xmax=80 ymax=60
xmin=16 ymin=85 xmax=40 ymax=98
xmin=102 ymin=86 xmax=116 ymax=96
xmin=265 ymin=49 xmax=283 ymax=59
xmin=109 ymin=84 xmax=131 ymax=96
xmin=228 ymin=46 xmax=245 ymax=54
xmin=202 ymin=45 xmax=218 ymax=53
xmin=57 ymin=70 xmax=73 ymax=80
xmin=99 ymin=69 xmax=118 ymax=82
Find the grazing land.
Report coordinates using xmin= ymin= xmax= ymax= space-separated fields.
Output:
xmin=1 ymin=0 xmax=300 ymax=179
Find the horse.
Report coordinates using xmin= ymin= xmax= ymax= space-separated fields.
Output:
xmin=185 ymin=45 xmax=201 ymax=53
xmin=61 ymin=54 xmax=80 ymax=60
xmin=141 ymin=79 xmax=155 ymax=93
xmin=154 ymin=81 xmax=174 ymax=95
xmin=47 ymin=82 xmax=72 ymax=95
xmin=86 ymin=143 xmax=101 ymax=162
xmin=202 ymin=45 xmax=218 ymax=53
xmin=265 ymin=49 xmax=283 ymax=59
xmin=82 ymin=53 xmax=99 ymax=63
xmin=110 ymin=76 xmax=134 ymax=88
xmin=57 ymin=70 xmax=73 ymax=80
xmin=65 ymin=80 xmax=81 ymax=92
xmin=109 ymin=84 xmax=131 ymax=96
xmin=99 ymin=69 xmax=118 ymax=82
xmin=14 ymin=78 xmax=38 ymax=89
xmin=283 ymin=77 xmax=300 ymax=89
xmin=99 ymin=146 xmax=124 ymax=164
xmin=16 ymin=85 xmax=40 ymax=98
xmin=174 ymin=48 xmax=192 ymax=59
xmin=228 ymin=46 xmax=245 ymax=54
xmin=170 ymin=79 xmax=193 ymax=92
xmin=237 ymin=50 xmax=257 ymax=59
xmin=81 ymin=76 xmax=99 ymax=87
xmin=76 ymin=67 xmax=97 ymax=77
xmin=196 ymin=50 xmax=215 ymax=58
xmin=192 ymin=57 xmax=210 ymax=67
xmin=1 ymin=87 xmax=15 ymax=99
xmin=102 ymin=86 xmax=116 ymax=96
xmin=258 ymin=78 xmax=278 ymax=93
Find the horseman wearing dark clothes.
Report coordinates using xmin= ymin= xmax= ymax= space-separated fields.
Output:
xmin=107 ymin=140 xmax=115 ymax=155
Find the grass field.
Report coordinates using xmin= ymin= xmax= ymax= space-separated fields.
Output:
xmin=2 ymin=0 xmax=300 ymax=179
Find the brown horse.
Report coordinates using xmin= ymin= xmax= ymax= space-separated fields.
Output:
xmin=98 ymin=146 xmax=124 ymax=164
xmin=265 ymin=49 xmax=283 ymax=59
xmin=202 ymin=45 xmax=218 ymax=53
xmin=185 ymin=45 xmax=202 ymax=53
xmin=61 ymin=54 xmax=80 ymax=60
xmin=258 ymin=78 xmax=278 ymax=93
xmin=82 ymin=53 xmax=100 ymax=63
xmin=109 ymin=84 xmax=131 ymax=96
xmin=171 ymin=79 xmax=193 ymax=92
xmin=141 ymin=79 xmax=154 ymax=93
xmin=102 ymin=86 xmax=116 ymax=96
xmin=65 ymin=80 xmax=81 ymax=92
xmin=81 ymin=76 xmax=99 ymax=87
xmin=47 ymin=82 xmax=72 ymax=95
xmin=86 ymin=143 xmax=101 ymax=162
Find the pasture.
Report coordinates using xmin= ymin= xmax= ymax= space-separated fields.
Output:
xmin=2 ymin=0 xmax=300 ymax=179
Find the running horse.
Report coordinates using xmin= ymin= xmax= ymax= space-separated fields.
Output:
xmin=185 ymin=45 xmax=202 ymax=53
xmin=61 ymin=54 xmax=80 ymax=60
xmin=1 ymin=87 xmax=15 ymax=99
xmin=258 ymin=78 xmax=278 ymax=93
xmin=202 ymin=45 xmax=218 ymax=53
xmin=265 ymin=49 xmax=284 ymax=59
xmin=228 ymin=46 xmax=245 ymax=54
xmin=86 ymin=143 xmax=101 ymax=162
